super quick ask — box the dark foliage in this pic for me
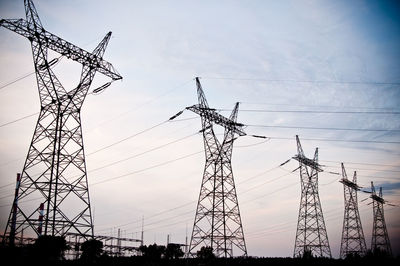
[165,243,184,259]
[80,238,104,262]
[1,244,399,266]
[196,246,215,260]
[139,244,166,260]
[34,235,69,261]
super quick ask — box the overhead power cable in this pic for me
[87,132,197,174]
[267,136,400,145]
[0,71,35,91]
[0,112,39,128]
[90,150,203,186]
[87,120,168,156]
[247,124,400,133]
[201,76,400,85]
[240,102,400,111]
[321,160,400,168]
[96,201,196,231]
[219,109,400,115]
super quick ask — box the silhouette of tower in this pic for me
[339,163,367,258]
[293,135,331,258]
[370,182,392,256]
[187,77,247,258]
[1,0,122,245]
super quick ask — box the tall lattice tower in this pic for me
[187,77,247,258]
[293,135,331,258]
[370,182,392,256]
[339,163,367,258]
[1,0,122,245]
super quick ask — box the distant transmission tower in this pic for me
[1,0,122,245]
[370,182,392,256]
[339,163,367,258]
[293,135,331,258]
[187,77,247,258]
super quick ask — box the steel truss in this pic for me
[339,163,367,258]
[187,77,247,258]
[370,182,392,256]
[1,0,122,245]
[293,135,331,258]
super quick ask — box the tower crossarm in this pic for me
[186,104,246,136]
[339,178,361,190]
[292,154,323,172]
[371,182,386,204]
[0,18,122,81]
[371,194,385,204]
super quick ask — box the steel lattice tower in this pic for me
[1,0,122,245]
[370,182,392,256]
[293,135,331,258]
[339,163,367,258]
[187,77,247,258]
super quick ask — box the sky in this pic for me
[0,0,400,258]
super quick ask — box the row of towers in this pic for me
[292,136,392,259]
[0,0,394,259]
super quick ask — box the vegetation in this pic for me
[0,242,398,266]
[80,238,104,262]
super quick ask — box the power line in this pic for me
[267,136,400,145]
[240,171,293,195]
[247,124,400,133]
[241,102,400,111]
[90,150,203,186]
[324,165,400,173]
[87,120,168,156]
[96,201,196,232]
[84,79,193,133]
[321,160,400,168]
[0,71,35,91]
[0,112,39,128]
[201,76,400,86]
[219,109,400,115]
[87,132,197,174]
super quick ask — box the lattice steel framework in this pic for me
[370,182,392,256]
[339,163,367,258]
[1,0,122,245]
[293,135,331,258]
[187,77,247,258]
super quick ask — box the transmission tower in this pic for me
[370,182,392,256]
[1,0,122,245]
[339,163,367,258]
[187,77,247,258]
[293,135,331,258]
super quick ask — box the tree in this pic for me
[196,246,215,260]
[165,243,184,259]
[34,235,69,260]
[80,239,103,262]
[139,244,166,260]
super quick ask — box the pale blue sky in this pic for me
[0,0,399,258]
